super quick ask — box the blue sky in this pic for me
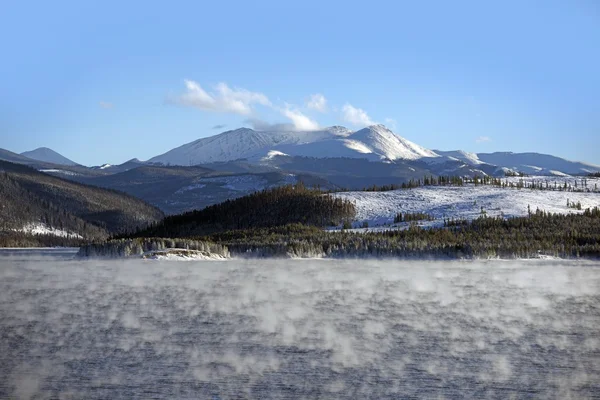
[1,0,599,166]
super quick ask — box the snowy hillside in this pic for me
[333,176,600,228]
[21,147,78,166]
[476,152,600,175]
[350,125,439,160]
[148,124,439,165]
[148,127,346,165]
[432,150,600,176]
[434,150,486,165]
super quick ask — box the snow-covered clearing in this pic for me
[19,223,82,238]
[333,177,600,229]
[39,169,79,176]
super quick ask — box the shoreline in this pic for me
[3,246,598,262]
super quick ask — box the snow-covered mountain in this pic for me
[21,147,78,166]
[146,125,600,177]
[148,124,440,165]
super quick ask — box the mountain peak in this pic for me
[325,126,352,136]
[368,123,390,130]
[21,147,78,166]
[351,125,439,160]
[228,127,256,133]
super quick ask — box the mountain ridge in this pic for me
[148,124,440,166]
[0,160,164,245]
[21,147,78,166]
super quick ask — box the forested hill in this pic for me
[126,184,356,238]
[0,160,164,246]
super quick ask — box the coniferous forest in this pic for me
[0,160,164,247]
[124,184,357,238]
[198,208,600,259]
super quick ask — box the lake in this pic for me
[1,250,599,399]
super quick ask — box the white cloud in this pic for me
[172,80,271,115]
[99,101,114,109]
[281,106,320,131]
[384,118,397,130]
[170,80,320,131]
[476,136,492,143]
[306,93,327,112]
[342,103,376,127]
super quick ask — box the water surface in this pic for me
[1,251,599,399]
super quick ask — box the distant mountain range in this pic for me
[2,125,599,216]
[7,125,599,176]
[147,124,599,176]
[20,147,79,166]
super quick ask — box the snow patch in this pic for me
[175,183,207,194]
[263,150,289,160]
[20,223,82,239]
[342,139,373,154]
[40,169,79,176]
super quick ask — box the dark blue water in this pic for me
[1,252,599,399]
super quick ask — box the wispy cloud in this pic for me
[99,101,114,109]
[306,93,327,113]
[171,80,271,115]
[245,109,319,131]
[212,124,227,130]
[281,105,320,131]
[244,118,294,131]
[170,80,324,131]
[384,118,397,130]
[476,136,492,143]
[342,103,375,127]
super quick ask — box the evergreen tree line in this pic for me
[394,212,434,223]
[355,174,599,193]
[200,207,600,259]
[78,237,229,258]
[0,232,85,248]
[122,184,357,238]
[567,199,582,210]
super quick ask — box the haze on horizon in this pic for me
[1,0,599,166]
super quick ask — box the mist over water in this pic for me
[1,252,599,399]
